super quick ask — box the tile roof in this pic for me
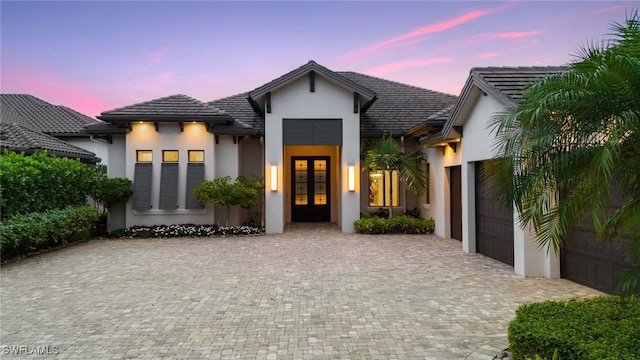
[470,66,571,104]
[98,94,231,121]
[337,72,458,137]
[208,71,457,138]
[0,123,99,163]
[0,94,100,135]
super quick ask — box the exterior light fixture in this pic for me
[270,165,278,192]
[348,165,356,192]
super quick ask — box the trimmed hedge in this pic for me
[0,151,98,220]
[354,215,435,234]
[509,295,640,360]
[0,206,101,261]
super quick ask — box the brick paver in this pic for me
[1,223,601,359]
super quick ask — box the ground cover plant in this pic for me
[354,215,435,234]
[109,224,264,238]
[508,295,640,360]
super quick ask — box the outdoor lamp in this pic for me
[270,165,278,192]
[348,165,356,192]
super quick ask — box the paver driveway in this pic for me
[1,224,601,359]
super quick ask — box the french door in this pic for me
[291,156,330,222]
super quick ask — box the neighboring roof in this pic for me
[0,123,100,163]
[421,66,570,145]
[97,94,233,124]
[337,72,458,137]
[0,94,100,135]
[248,60,376,102]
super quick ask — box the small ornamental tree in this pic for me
[236,175,263,226]
[193,176,260,226]
[90,166,133,212]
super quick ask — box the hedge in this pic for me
[0,151,97,219]
[0,206,100,261]
[508,295,640,360]
[354,215,435,234]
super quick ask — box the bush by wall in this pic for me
[0,151,97,219]
[508,295,640,360]
[0,206,100,261]
[354,215,435,234]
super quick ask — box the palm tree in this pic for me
[362,134,427,218]
[489,10,640,295]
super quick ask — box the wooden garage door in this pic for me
[475,161,514,266]
[561,193,640,294]
[449,166,462,241]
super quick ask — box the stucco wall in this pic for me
[264,74,361,233]
[124,122,215,227]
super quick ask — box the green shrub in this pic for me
[0,151,98,219]
[90,166,132,211]
[509,295,640,360]
[369,207,389,218]
[0,206,100,261]
[354,215,435,234]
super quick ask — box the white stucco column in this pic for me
[514,217,561,278]
[265,118,284,234]
[340,118,360,233]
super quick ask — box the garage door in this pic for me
[475,161,514,266]
[561,194,640,294]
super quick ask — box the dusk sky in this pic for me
[1,1,636,117]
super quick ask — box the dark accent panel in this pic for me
[185,163,205,209]
[310,71,315,92]
[354,92,359,113]
[475,161,514,266]
[449,166,462,241]
[561,191,640,295]
[132,163,153,210]
[266,92,271,113]
[159,163,179,209]
[283,119,342,145]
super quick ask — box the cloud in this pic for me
[470,30,542,44]
[591,4,626,14]
[157,71,172,85]
[1,64,119,117]
[367,58,453,76]
[149,46,169,64]
[475,52,501,60]
[339,9,493,61]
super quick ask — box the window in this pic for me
[368,170,399,207]
[188,150,204,163]
[425,163,431,205]
[136,150,153,162]
[162,150,179,162]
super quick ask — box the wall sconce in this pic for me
[348,165,356,192]
[270,165,278,192]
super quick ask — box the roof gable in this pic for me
[424,66,570,145]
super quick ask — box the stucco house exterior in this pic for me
[419,66,638,294]
[85,61,457,233]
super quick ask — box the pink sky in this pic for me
[1,1,636,117]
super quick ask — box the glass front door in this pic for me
[291,156,330,222]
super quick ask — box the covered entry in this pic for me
[475,161,514,266]
[291,156,330,222]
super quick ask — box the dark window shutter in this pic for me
[185,163,205,209]
[159,163,179,209]
[133,163,153,209]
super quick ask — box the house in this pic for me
[420,66,639,294]
[85,61,458,233]
[0,94,105,164]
